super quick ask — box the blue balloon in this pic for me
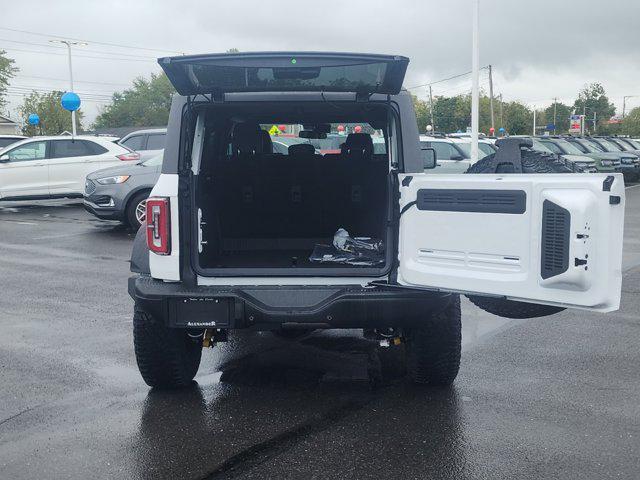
[61,92,81,111]
[28,113,40,125]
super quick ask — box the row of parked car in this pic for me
[2,126,638,232]
[0,128,167,229]
[421,132,640,180]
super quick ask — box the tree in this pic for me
[502,101,533,135]
[93,73,175,129]
[18,90,84,135]
[411,94,431,134]
[0,50,18,114]
[544,101,572,133]
[621,107,640,137]
[573,83,615,133]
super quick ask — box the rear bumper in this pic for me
[128,275,453,330]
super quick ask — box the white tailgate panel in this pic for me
[398,173,625,312]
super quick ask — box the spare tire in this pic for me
[466,149,577,174]
[464,147,568,319]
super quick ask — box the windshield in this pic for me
[457,142,489,159]
[574,140,600,153]
[626,139,640,149]
[610,139,632,151]
[532,139,554,153]
[259,124,385,155]
[555,139,585,155]
[596,139,622,152]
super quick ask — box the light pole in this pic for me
[49,39,87,136]
[470,0,480,162]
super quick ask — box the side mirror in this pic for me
[421,147,437,169]
[0,154,9,162]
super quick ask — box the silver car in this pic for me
[118,128,166,162]
[83,154,162,229]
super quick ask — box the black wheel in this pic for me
[133,306,202,389]
[465,148,568,319]
[406,295,461,386]
[126,191,150,229]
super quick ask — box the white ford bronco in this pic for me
[128,52,625,388]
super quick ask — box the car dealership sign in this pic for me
[569,114,583,133]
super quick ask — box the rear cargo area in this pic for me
[195,119,391,274]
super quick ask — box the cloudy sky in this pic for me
[2,0,639,125]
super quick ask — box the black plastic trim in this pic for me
[541,200,570,280]
[416,189,526,214]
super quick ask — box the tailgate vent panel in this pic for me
[541,200,570,279]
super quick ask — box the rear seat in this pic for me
[284,143,322,237]
[214,124,267,239]
[214,127,388,247]
[318,133,387,235]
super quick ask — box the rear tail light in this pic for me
[117,152,140,161]
[146,198,171,255]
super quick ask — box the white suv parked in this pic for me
[419,135,495,173]
[0,136,139,200]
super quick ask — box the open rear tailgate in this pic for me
[159,51,409,96]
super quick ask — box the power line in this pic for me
[1,46,157,63]
[14,74,130,87]
[0,26,184,55]
[406,66,490,90]
[0,37,157,60]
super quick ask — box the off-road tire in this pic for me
[465,148,568,319]
[466,149,576,174]
[406,295,461,386]
[126,191,150,230]
[133,307,202,389]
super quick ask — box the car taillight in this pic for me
[117,152,140,161]
[146,198,171,255]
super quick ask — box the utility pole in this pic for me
[553,97,557,134]
[49,39,87,136]
[470,0,480,162]
[488,64,495,132]
[428,85,435,130]
[533,108,536,136]
[593,111,597,134]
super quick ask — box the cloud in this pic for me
[2,0,638,122]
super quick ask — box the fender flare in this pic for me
[130,225,150,274]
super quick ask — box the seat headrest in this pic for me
[341,133,373,156]
[232,123,271,155]
[288,143,315,156]
[256,129,273,154]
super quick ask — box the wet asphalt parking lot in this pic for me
[1,185,640,480]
